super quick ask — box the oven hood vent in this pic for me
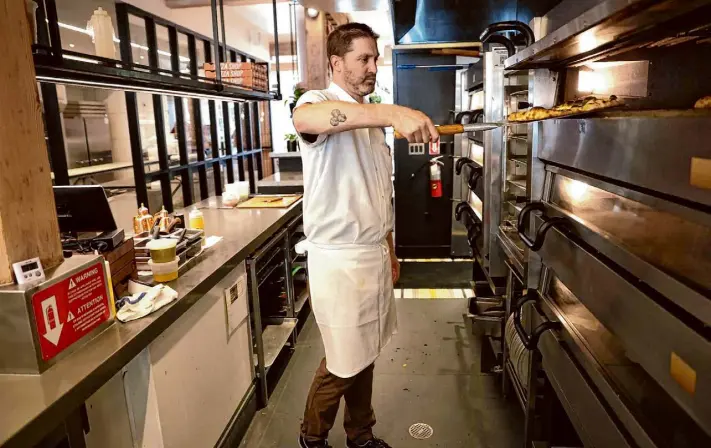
[390,0,561,44]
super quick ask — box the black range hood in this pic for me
[392,0,562,44]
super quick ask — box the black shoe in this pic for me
[346,436,392,448]
[299,434,332,448]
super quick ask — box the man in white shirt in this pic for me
[293,23,438,448]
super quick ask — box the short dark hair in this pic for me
[327,23,379,69]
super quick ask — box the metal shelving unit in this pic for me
[261,319,298,369]
[248,228,296,406]
[34,0,282,211]
[294,289,309,314]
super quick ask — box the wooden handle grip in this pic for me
[431,49,482,57]
[394,124,464,140]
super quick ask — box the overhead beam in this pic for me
[0,0,64,284]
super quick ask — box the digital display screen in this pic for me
[21,262,38,273]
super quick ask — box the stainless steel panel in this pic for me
[63,116,90,169]
[535,0,605,38]
[526,69,553,289]
[534,214,711,435]
[483,48,508,278]
[497,230,525,277]
[0,255,112,374]
[0,289,38,374]
[550,172,711,297]
[539,275,711,448]
[84,117,113,166]
[505,0,711,69]
[539,170,711,328]
[452,68,473,257]
[537,329,633,448]
[537,114,711,208]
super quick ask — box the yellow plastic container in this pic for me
[189,208,205,246]
[148,257,179,283]
[146,239,177,263]
[189,208,204,230]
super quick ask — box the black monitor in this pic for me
[53,185,117,234]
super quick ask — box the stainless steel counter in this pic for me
[0,197,302,448]
[269,152,302,159]
[257,172,304,194]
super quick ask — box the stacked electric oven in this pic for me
[498,0,711,446]
[456,22,536,382]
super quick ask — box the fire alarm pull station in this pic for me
[0,254,114,374]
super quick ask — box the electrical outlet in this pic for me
[408,143,425,155]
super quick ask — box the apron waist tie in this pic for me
[295,239,388,255]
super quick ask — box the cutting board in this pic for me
[236,194,302,209]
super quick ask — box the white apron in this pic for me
[297,240,397,378]
[294,82,398,378]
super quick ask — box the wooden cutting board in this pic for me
[236,194,302,208]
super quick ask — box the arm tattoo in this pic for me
[330,109,347,127]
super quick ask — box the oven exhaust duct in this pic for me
[390,0,562,44]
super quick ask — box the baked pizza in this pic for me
[508,95,622,122]
[694,96,711,109]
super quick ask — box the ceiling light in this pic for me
[140,55,145,60]
[69,43,75,48]
[306,8,319,18]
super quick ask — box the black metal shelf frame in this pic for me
[36,0,281,211]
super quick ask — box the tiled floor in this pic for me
[395,288,475,299]
[240,297,524,448]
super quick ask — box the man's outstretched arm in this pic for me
[293,101,439,144]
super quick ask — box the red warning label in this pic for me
[31,261,111,361]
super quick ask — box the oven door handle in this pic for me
[480,21,535,47]
[467,166,483,190]
[517,202,568,251]
[467,222,481,245]
[513,293,560,350]
[455,157,474,175]
[455,200,470,221]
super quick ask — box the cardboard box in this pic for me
[205,71,268,82]
[203,62,268,73]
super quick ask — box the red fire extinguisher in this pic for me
[429,158,443,198]
[47,306,57,329]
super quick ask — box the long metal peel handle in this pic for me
[394,123,502,139]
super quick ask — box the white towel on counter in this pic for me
[116,281,179,323]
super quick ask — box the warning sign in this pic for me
[31,261,111,361]
[429,140,440,156]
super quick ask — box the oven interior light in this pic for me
[578,69,608,93]
[564,179,589,204]
[578,31,600,53]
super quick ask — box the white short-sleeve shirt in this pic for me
[295,82,393,246]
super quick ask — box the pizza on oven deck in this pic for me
[508,95,622,122]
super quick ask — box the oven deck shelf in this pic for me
[536,111,711,208]
[505,0,711,70]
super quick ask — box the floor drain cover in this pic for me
[409,423,434,439]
